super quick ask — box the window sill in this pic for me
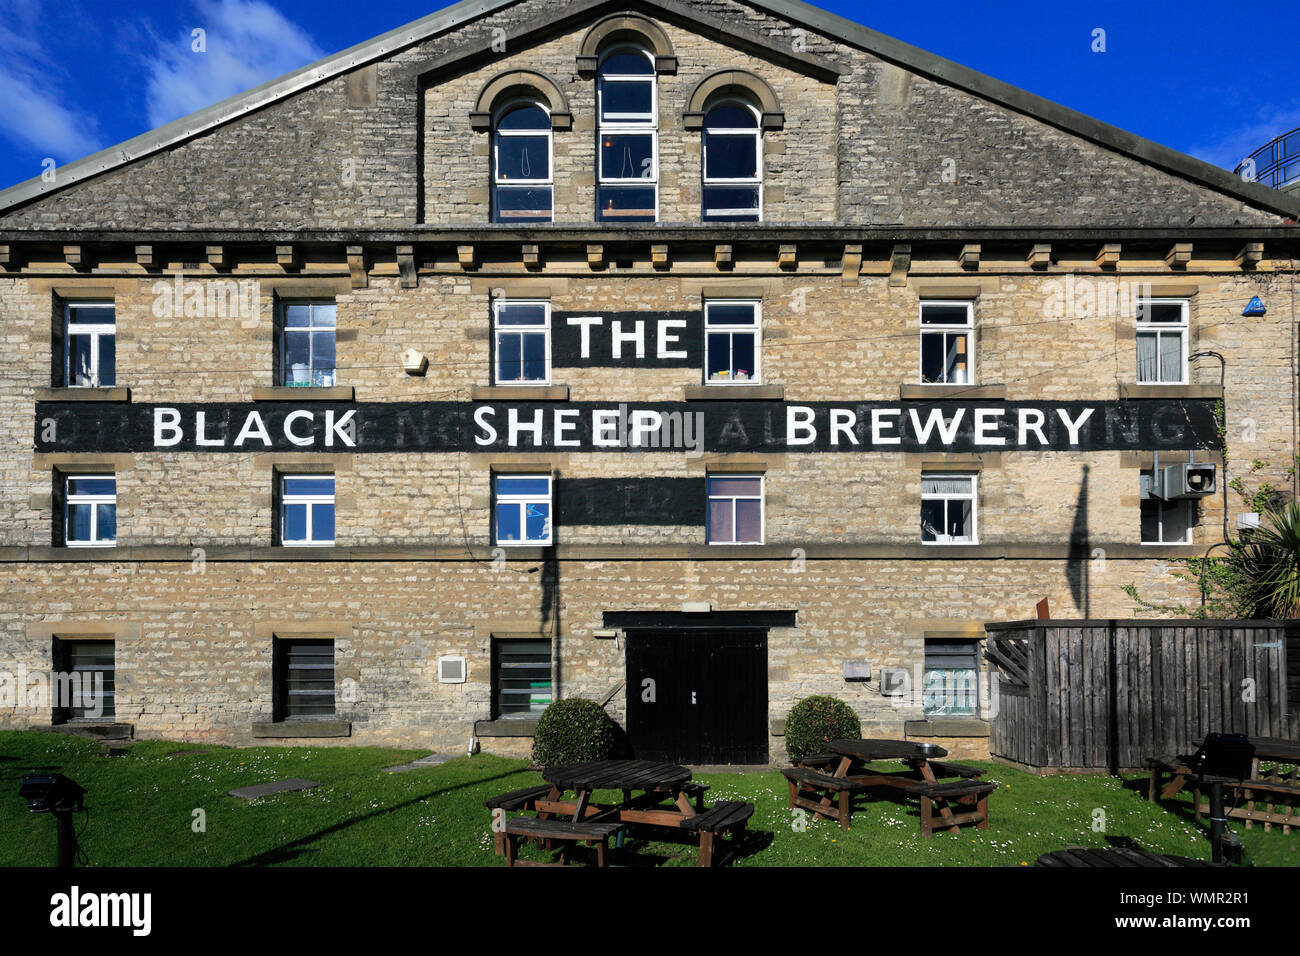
[253,386,354,401]
[474,717,539,738]
[36,386,130,402]
[251,719,351,738]
[472,385,569,401]
[1119,383,1222,400]
[900,384,1005,401]
[904,718,989,738]
[684,384,784,401]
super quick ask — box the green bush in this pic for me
[784,696,862,760]
[531,698,620,767]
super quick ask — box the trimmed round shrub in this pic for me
[784,696,862,760]
[531,698,620,767]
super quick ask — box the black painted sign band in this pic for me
[34,399,1222,454]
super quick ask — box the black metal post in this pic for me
[55,810,76,868]
[1208,780,1227,864]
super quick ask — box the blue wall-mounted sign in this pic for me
[1243,296,1267,317]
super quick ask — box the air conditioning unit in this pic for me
[438,655,466,684]
[1159,463,1217,499]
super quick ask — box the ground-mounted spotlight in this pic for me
[19,772,86,867]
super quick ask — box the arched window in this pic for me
[702,99,761,222]
[596,46,657,222]
[492,101,553,223]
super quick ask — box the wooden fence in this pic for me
[986,620,1294,771]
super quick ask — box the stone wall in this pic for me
[0,0,1284,229]
[0,555,1202,759]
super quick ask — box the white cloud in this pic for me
[0,3,103,161]
[142,0,325,129]
[1184,106,1300,173]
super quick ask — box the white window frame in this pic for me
[1140,472,1194,545]
[494,474,553,547]
[919,300,975,386]
[920,472,979,545]
[64,474,116,548]
[1135,298,1189,386]
[706,473,765,545]
[281,474,336,547]
[704,300,762,385]
[279,300,337,387]
[64,301,116,388]
[492,299,551,386]
[492,99,554,223]
[701,98,763,222]
[596,45,658,222]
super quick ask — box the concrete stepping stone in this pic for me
[228,778,320,800]
[384,753,452,773]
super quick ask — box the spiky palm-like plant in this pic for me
[1240,502,1300,619]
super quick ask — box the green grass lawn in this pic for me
[2,730,1296,867]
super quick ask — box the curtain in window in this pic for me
[921,476,971,496]
[1137,332,1158,382]
[1158,333,1182,382]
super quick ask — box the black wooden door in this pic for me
[625,628,767,764]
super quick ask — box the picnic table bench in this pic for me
[678,801,756,867]
[783,739,991,836]
[499,816,622,867]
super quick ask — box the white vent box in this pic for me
[438,655,466,683]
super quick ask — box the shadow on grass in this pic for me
[229,768,531,867]
[529,825,775,868]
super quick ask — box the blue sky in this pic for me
[0,0,1294,192]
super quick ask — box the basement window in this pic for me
[923,639,979,717]
[920,301,973,385]
[1140,470,1194,545]
[920,473,978,544]
[53,639,115,722]
[707,474,764,544]
[704,300,760,384]
[64,474,117,548]
[278,301,336,387]
[273,638,335,720]
[494,475,552,546]
[493,300,551,385]
[493,638,553,718]
[1136,299,1188,385]
[279,474,335,547]
[64,302,116,388]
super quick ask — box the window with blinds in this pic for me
[274,639,336,720]
[493,639,553,718]
[53,639,115,721]
[923,639,980,717]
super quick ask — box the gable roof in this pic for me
[0,0,1295,220]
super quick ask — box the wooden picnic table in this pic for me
[786,738,992,834]
[1147,737,1300,834]
[1034,847,1223,868]
[539,759,699,828]
[493,759,753,866]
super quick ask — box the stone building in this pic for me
[0,0,1296,762]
